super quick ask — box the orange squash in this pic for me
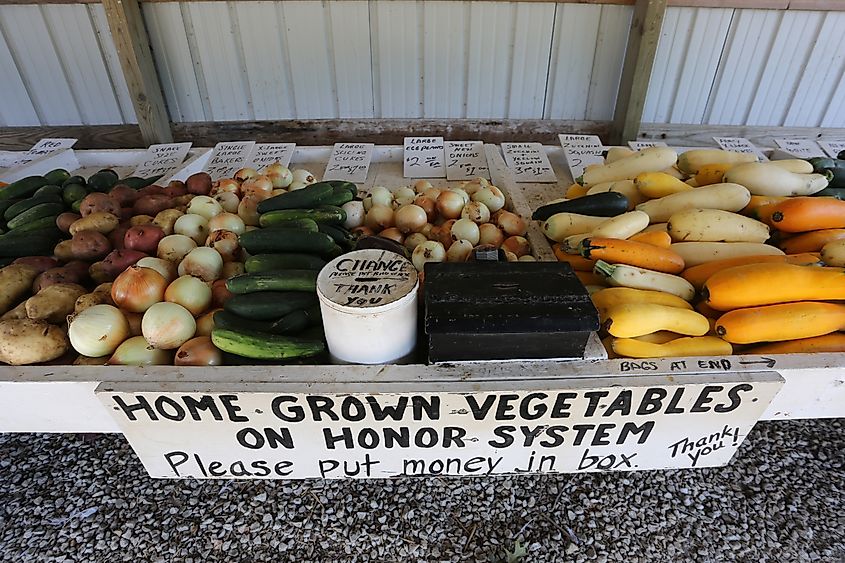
[629,230,672,248]
[744,333,845,354]
[715,301,845,344]
[681,252,820,290]
[778,228,845,254]
[580,237,685,274]
[552,244,596,271]
[768,197,845,233]
[742,195,789,217]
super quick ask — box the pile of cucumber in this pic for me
[211,181,358,361]
[809,153,845,199]
[0,169,157,261]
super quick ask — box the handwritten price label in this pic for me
[247,143,295,169]
[15,138,77,167]
[324,143,374,183]
[773,139,825,159]
[559,135,605,180]
[818,141,845,159]
[713,137,766,160]
[133,142,193,179]
[444,141,489,180]
[203,142,256,181]
[501,143,557,183]
[404,137,446,178]
[628,141,668,150]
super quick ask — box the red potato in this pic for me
[128,215,154,227]
[33,267,84,292]
[71,231,112,261]
[108,184,138,207]
[187,173,212,195]
[89,261,112,284]
[99,249,147,279]
[56,212,81,233]
[79,193,121,218]
[64,260,91,279]
[133,194,172,216]
[164,182,188,198]
[109,225,129,250]
[137,185,165,197]
[119,207,134,220]
[13,256,58,274]
[124,225,165,254]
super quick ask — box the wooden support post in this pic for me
[102,0,172,144]
[610,0,668,145]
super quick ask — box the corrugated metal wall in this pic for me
[1,2,844,128]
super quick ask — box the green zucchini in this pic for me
[7,202,65,230]
[223,291,318,321]
[226,270,318,294]
[256,182,334,214]
[532,192,628,220]
[4,194,63,221]
[44,169,71,186]
[317,223,355,250]
[260,218,319,232]
[319,184,355,207]
[239,229,337,255]
[0,176,47,201]
[259,206,345,227]
[211,328,325,360]
[245,253,327,273]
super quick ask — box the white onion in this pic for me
[423,187,442,200]
[436,191,464,219]
[187,196,223,219]
[365,205,395,230]
[497,210,528,236]
[178,247,223,282]
[291,169,316,185]
[108,335,172,366]
[370,186,393,208]
[403,232,428,252]
[472,186,506,213]
[234,167,257,182]
[205,230,241,262]
[165,275,213,316]
[342,200,365,229]
[213,191,239,213]
[212,178,240,196]
[461,201,491,224]
[413,180,433,194]
[446,239,473,262]
[362,196,373,212]
[394,187,416,206]
[394,204,428,234]
[208,212,245,234]
[502,235,531,257]
[478,223,505,247]
[450,218,480,245]
[263,163,293,188]
[237,196,261,226]
[241,175,274,197]
[288,181,308,191]
[157,234,197,262]
[174,213,210,244]
[136,257,177,283]
[222,262,245,278]
[413,196,437,222]
[196,309,219,336]
[142,302,196,350]
[379,227,404,244]
[412,240,446,272]
[450,188,470,204]
[69,304,129,357]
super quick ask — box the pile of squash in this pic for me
[535,146,845,358]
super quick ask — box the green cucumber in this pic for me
[120,175,162,190]
[62,183,88,206]
[259,206,345,227]
[0,199,23,218]
[257,182,334,214]
[213,310,280,334]
[44,169,71,186]
[4,195,63,222]
[62,175,86,188]
[814,187,845,200]
[239,229,337,255]
[34,185,62,197]
[260,218,319,232]
[317,223,355,250]
[319,185,355,207]
[211,328,325,360]
[270,305,321,334]
[223,291,318,321]
[226,270,318,294]
[0,232,61,257]
[7,202,65,230]
[87,170,119,193]
[245,253,327,273]
[5,215,61,235]
[0,176,47,201]
[328,180,358,197]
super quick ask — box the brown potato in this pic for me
[74,285,114,313]
[187,172,212,195]
[89,261,113,284]
[53,241,75,263]
[33,267,84,293]
[12,256,58,274]
[71,231,112,261]
[2,301,28,320]
[128,215,154,227]
[152,209,184,235]
[79,193,121,218]
[26,283,87,323]
[0,318,69,365]
[0,264,39,314]
[56,212,81,233]
[133,194,172,216]
[69,212,120,236]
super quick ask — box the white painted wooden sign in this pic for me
[203,141,256,181]
[713,137,766,161]
[403,137,446,178]
[818,141,845,159]
[445,141,490,180]
[773,139,825,159]
[501,143,557,183]
[247,143,296,169]
[628,141,668,150]
[14,138,78,167]
[559,135,605,180]
[98,372,782,479]
[323,143,374,183]
[132,142,193,179]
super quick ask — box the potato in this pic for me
[133,194,172,216]
[12,256,58,274]
[124,225,165,254]
[128,215,154,227]
[53,241,75,262]
[187,173,212,195]
[0,318,69,365]
[75,285,114,313]
[101,249,147,278]
[152,209,184,235]
[2,301,28,320]
[0,264,39,314]
[69,212,120,236]
[71,231,112,261]
[56,212,81,233]
[137,185,165,197]
[164,181,187,198]
[26,283,87,323]
[108,185,138,207]
[33,267,83,293]
[79,193,121,218]
[173,195,194,208]
[64,261,90,279]
[109,225,129,250]
[73,355,108,366]
[89,261,113,284]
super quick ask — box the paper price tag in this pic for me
[713,137,766,160]
[247,143,295,169]
[563,147,605,180]
[559,134,603,148]
[444,141,489,180]
[818,141,845,159]
[628,141,668,150]
[15,138,77,167]
[501,143,557,183]
[773,139,825,159]
[324,143,374,183]
[133,142,192,179]
[203,141,256,181]
[403,137,446,178]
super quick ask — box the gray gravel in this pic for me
[0,419,842,562]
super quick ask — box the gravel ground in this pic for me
[0,419,842,563]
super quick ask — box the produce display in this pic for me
[536,146,845,359]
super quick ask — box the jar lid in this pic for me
[317,249,418,310]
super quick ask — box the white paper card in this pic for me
[203,141,256,181]
[559,134,603,148]
[501,143,557,183]
[444,141,490,180]
[15,138,77,167]
[559,135,605,179]
[628,141,668,150]
[323,143,374,183]
[773,139,825,159]
[132,142,193,179]
[713,137,766,160]
[818,141,845,159]
[247,143,295,169]
[404,137,446,178]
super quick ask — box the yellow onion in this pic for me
[211,178,240,197]
[108,336,172,366]
[472,185,506,213]
[403,232,428,252]
[178,247,223,282]
[502,235,531,257]
[234,167,257,182]
[436,191,464,219]
[461,201,490,224]
[413,180,433,194]
[165,275,212,316]
[412,240,446,272]
[196,309,219,336]
[124,311,143,336]
[263,163,293,188]
[68,305,129,357]
[111,266,167,313]
[478,223,505,247]
[206,230,241,262]
[394,187,416,206]
[157,234,197,263]
[365,205,395,230]
[136,257,177,283]
[175,336,223,366]
[187,196,223,220]
[497,210,528,236]
[446,239,473,262]
[174,213,210,244]
[208,212,245,234]
[213,191,240,214]
[142,302,196,350]
[450,218,480,246]
[413,196,437,222]
[379,227,405,244]
[395,204,428,234]
[238,195,261,226]
[241,175,274,197]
